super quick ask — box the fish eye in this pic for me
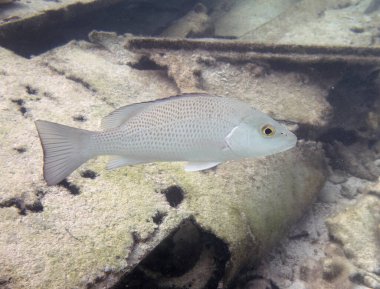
[261,124,276,137]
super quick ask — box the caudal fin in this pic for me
[35,120,94,186]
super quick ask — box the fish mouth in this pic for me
[288,131,298,146]
[276,131,297,153]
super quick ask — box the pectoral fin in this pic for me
[184,161,221,172]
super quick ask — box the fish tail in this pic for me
[35,120,95,186]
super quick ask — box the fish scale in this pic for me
[92,97,245,160]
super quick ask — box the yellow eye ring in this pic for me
[261,124,276,137]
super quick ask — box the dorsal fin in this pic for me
[101,102,152,130]
[102,93,216,129]
[101,93,212,130]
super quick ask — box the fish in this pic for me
[35,93,297,186]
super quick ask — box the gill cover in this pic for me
[225,123,253,157]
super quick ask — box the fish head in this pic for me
[226,111,297,158]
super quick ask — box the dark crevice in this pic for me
[13,146,27,153]
[132,231,141,243]
[25,85,38,95]
[160,185,184,208]
[44,63,96,92]
[45,64,65,76]
[25,200,44,213]
[349,272,365,285]
[140,223,201,277]
[0,0,199,58]
[288,230,309,240]
[326,69,378,134]
[318,127,359,146]
[0,198,27,215]
[19,106,27,116]
[368,189,380,199]
[11,98,29,117]
[114,219,230,289]
[368,139,378,149]
[288,65,380,182]
[125,232,141,265]
[296,123,369,146]
[128,55,164,70]
[295,66,379,143]
[66,75,97,92]
[43,91,55,99]
[11,98,24,106]
[152,211,167,225]
[73,114,87,122]
[0,190,45,215]
[58,179,81,195]
[80,169,98,179]
[0,276,11,286]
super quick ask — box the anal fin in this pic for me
[184,162,221,172]
[107,156,142,170]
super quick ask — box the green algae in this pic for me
[90,143,326,284]
[0,40,328,288]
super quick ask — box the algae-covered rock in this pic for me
[146,50,331,126]
[212,0,375,46]
[182,141,327,285]
[0,37,328,289]
[326,194,380,283]
[325,195,380,289]
[211,0,298,38]
[161,3,213,38]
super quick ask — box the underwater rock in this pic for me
[340,177,366,200]
[161,3,213,38]
[365,179,380,197]
[145,50,332,126]
[326,195,380,277]
[328,172,347,184]
[0,39,328,289]
[0,0,199,57]
[318,181,341,203]
[326,68,380,141]
[156,141,327,288]
[366,87,380,134]
[365,0,380,14]
[88,30,134,62]
[211,0,298,38]
[301,245,359,289]
[327,141,380,181]
[0,0,124,27]
[215,0,374,46]
[322,257,347,281]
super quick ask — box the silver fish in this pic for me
[35,94,297,185]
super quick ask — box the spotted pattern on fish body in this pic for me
[35,94,297,186]
[94,97,249,161]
